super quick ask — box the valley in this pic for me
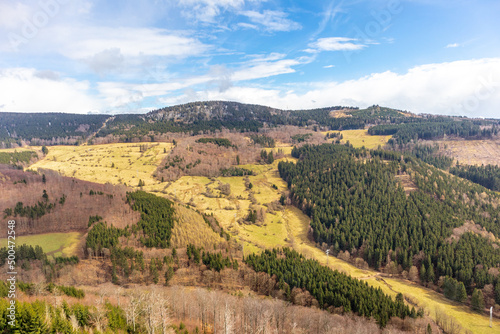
[1,103,499,333]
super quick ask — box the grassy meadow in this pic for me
[323,129,392,149]
[29,142,172,187]
[0,232,82,258]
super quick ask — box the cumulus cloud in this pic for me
[34,70,60,81]
[0,68,101,113]
[1,23,210,62]
[3,57,499,119]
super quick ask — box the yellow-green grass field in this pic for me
[29,142,172,187]
[323,129,392,149]
[0,232,82,258]
[149,159,289,255]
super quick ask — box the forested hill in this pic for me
[0,112,109,147]
[1,102,498,145]
[278,144,500,295]
[95,102,499,141]
[95,101,362,139]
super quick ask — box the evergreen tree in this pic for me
[165,266,174,286]
[420,265,427,283]
[495,282,500,305]
[456,282,467,303]
[471,289,485,313]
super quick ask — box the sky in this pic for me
[0,0,499,118]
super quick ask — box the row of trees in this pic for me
[196,137,237,148]
[3,190,66,220]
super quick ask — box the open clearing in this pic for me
[29,142,172,187]
[323,129,392,149]
[0,232,82,258]
[434,139,500,166]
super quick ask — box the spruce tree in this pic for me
[420,264,426,283]
[471,289,485,313]
[456,282,467,303]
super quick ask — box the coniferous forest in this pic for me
[449,163,500,191]
[245,248,416,327]
[278,144,500,294]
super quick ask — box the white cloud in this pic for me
[0,68,101,113]
[60,27,210,59]
[236,22,259,30]
[1,23,210,62]
[178,0,245,23]
[0,2,33,29]
[240,10,301,32]
[164,58,500,119]
[323,65,335,68]
[446,43,461,48]
[95,53,305,109]
[307,37,366,52]
[233,58,301,81]
[3,58,499,119]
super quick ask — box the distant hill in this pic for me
[0,112,109,147]
[1,101,498,145]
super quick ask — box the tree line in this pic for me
[3,190,66,220]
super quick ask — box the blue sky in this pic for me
[0,0,499,118]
